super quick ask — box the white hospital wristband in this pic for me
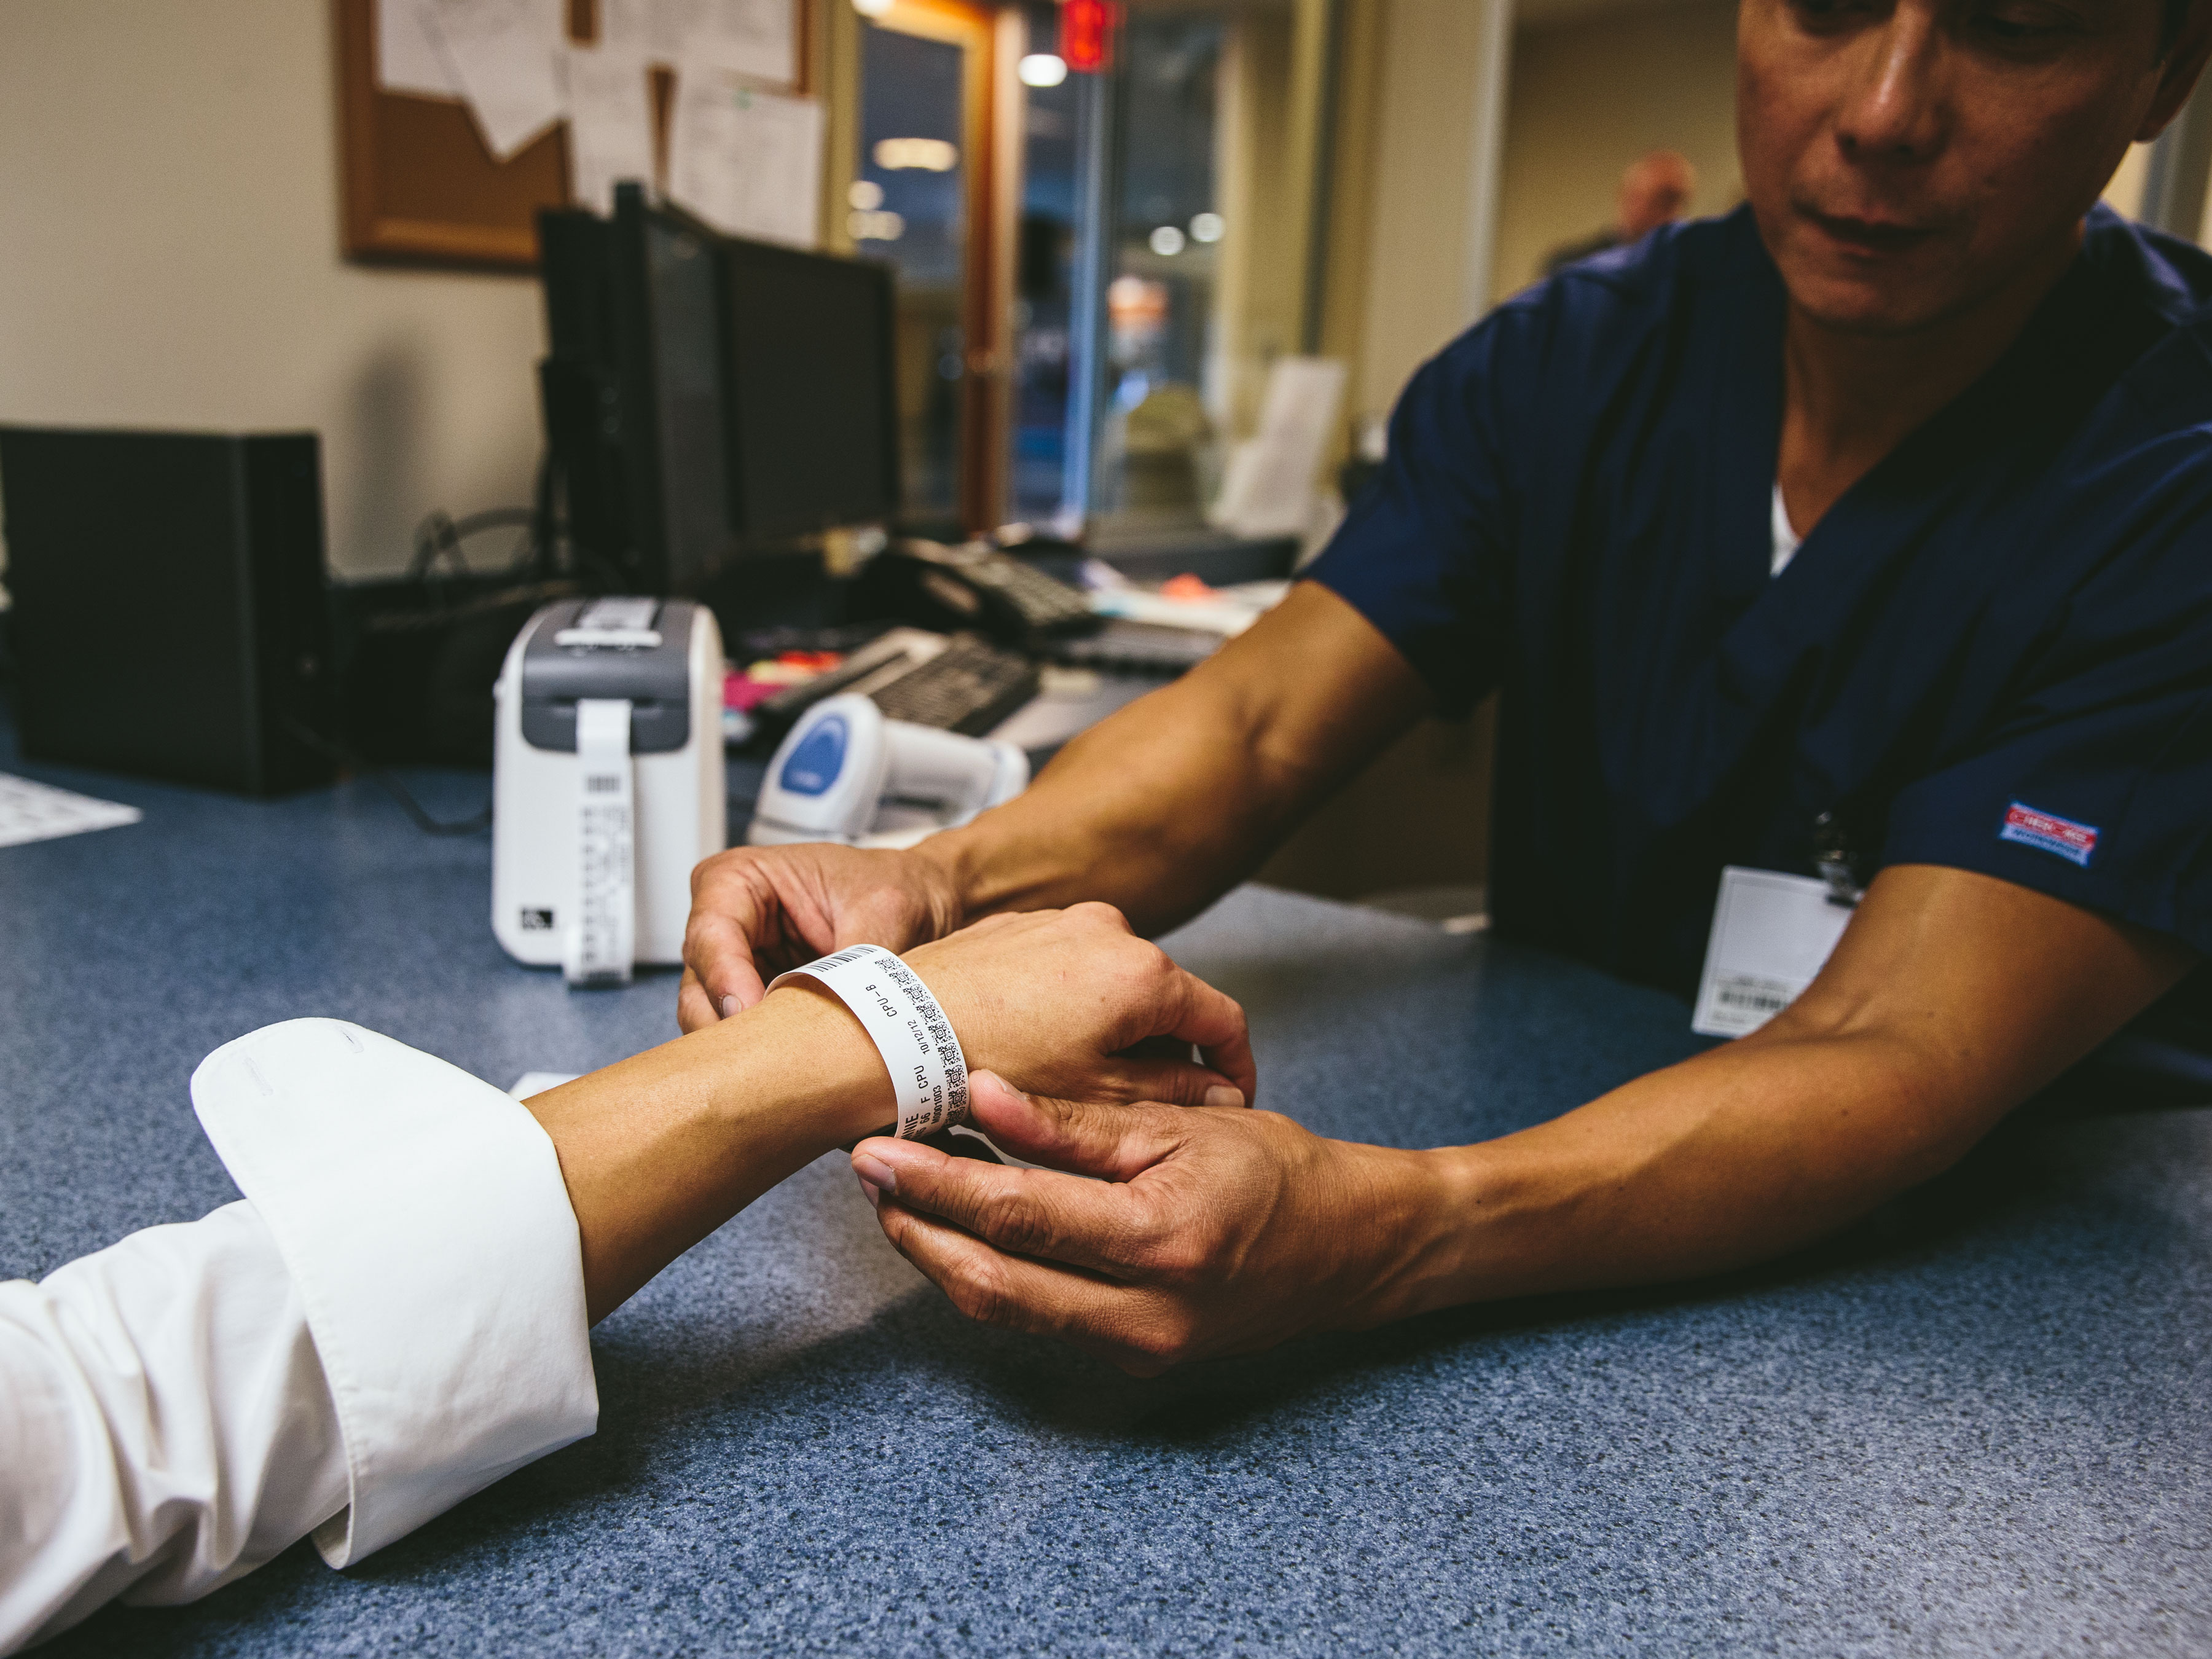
[767,944,971,1139]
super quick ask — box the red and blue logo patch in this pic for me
[1999,802,2099,868]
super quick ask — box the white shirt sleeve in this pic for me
[0,1019,598,1654]
[0,1202,347,1651]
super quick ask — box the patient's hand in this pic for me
[885,903,1255,1111]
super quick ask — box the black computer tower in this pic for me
[0,426,336,796]
[539,188,735,596]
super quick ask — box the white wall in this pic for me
[0,0,546,579]
[1492,0,1741,302]
[1350,0,1511,425]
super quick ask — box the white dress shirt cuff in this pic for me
[190,1019,598,1568]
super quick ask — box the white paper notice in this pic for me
[420,0,567,161]
[1209,356,1348,539]
[562,46,656,212]
[0,774,142,850]
[600,0,790,79]
[684,0,798,85]
[378,0,458,96]
[667,76,823,247]
[1690,866,1854,1038]
[598,0,680,59]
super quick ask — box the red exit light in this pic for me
[1062,0,1123,73]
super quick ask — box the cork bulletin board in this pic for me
[336,0,810,270]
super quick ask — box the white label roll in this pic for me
[767,944,970,1139]
[565,697,635,987]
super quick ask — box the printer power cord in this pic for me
[281,716,493,837]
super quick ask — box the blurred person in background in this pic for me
[1543,147,1700,272]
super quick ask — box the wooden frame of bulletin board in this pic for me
[336,0,813,270]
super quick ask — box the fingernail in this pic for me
[857,1177,882,1209]
[852,1152,897,1194]
[719,995,740,1020]
[1204,1085,1245,1111]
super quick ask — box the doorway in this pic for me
[849,0,1009,533]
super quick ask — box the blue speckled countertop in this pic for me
[3,724,2208,1657]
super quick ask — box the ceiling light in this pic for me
[1190,211,1225,243]
[1019,53,1068,87]
[1150,225,1186,256]
[873,136,959,172]
[853,0,893,17]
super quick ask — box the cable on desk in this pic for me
[409,507,539,583]
[404,460,640,605]
[407,455,561,586]
[281,717,493,837]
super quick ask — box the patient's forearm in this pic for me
[524,987,890,1323]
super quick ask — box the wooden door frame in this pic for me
[836,0,1020,531]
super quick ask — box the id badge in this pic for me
[1690,867,1854,1038]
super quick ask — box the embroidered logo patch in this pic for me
[1999,802,2100,868]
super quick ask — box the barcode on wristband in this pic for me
[768,945,970,1139]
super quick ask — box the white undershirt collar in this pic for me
[1770,482,1802,577]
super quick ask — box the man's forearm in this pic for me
[1356,864,2202,1322]
[919,585,1432,935]
[1360,1029,2022,1323]
[919,672,1309,935]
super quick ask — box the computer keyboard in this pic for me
[1046,617,1224,677]
[751,627,935,728]
[869,635,1040,736]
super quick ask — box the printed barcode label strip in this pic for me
[767,945,970,1139]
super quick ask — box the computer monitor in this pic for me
[538,185,900,595]
[721,237,900,541]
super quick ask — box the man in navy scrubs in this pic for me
[681,0,2212,1369]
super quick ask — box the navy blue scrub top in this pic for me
[1308,205,2212,1002]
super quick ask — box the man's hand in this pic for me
[852,866,2198,1371]
[898,904,1257,1110]
[851,1073,1430,1375]
[680,842,964,1032]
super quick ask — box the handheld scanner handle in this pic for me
[880,723,1030,824]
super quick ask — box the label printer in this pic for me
[492,597,726,984]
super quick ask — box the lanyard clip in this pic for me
[1810,810,1864,909]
